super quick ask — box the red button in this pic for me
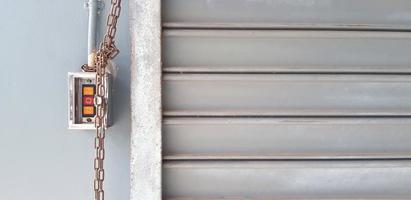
[83,96,94,106]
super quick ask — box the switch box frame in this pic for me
[68,72,112,130]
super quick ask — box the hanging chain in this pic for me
[81,1,122,200]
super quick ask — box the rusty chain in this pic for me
[81,0,122,200]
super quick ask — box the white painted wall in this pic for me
[0,0,130,199]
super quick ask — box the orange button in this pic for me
[83,85,95,96]
[83,106,95,116]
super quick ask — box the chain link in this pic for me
[81,0,122,200]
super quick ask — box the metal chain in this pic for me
[81,0,122,200]
[82,0,122,72]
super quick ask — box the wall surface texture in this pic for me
[0,0,130,199]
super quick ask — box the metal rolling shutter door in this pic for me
[162,1,411,199]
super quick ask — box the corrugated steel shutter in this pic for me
[162,1,411,199]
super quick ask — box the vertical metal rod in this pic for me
[87,0,98,66]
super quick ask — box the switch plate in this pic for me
[68,72,112,130]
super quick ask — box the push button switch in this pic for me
[83,85,95,96]
[83,96,94,106]
[68,72,112,129]
[82,84,96,117]
[83,106,95,117]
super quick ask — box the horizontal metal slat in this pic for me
[163,74,411,116]
[166,199,411,200]
[163,118,411,160]
[162,0,411,30]
[163,30,411,73]
[164,161,411,199]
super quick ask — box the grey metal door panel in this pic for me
[161,1,411,199]
[163,118,411,160]
[164,161,411,199]
[163,30,411,73]
[163,74,411,116]
[162,0,411,30]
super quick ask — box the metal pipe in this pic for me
[87,0,98,66]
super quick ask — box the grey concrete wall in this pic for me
[0,0,130,199]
